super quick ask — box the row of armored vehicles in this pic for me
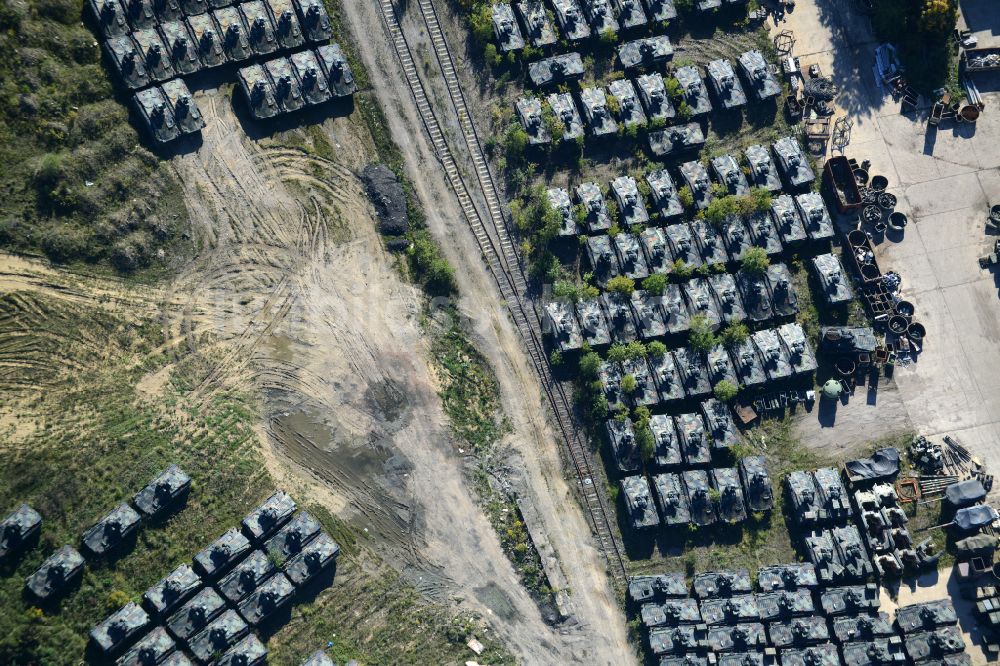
[852,481,932,578]
[87,491,340,662]
[133,79,206,143]
[238,44,356,119]
[89,0,331,37]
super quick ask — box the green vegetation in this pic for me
[702,189,773,226]
[872,0,959,93]
[648,340,667,357]
[719,321,749,347]
[620,373,638,394]
[642,273,668,296]
[510,185,564,280]
[606,275,636,295]
[408,230,458,296]
[553,279,599,302]
[688,314,717,352]
[713,379,739,402]
[741,246,771,275]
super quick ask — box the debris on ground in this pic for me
[361,164,409,237]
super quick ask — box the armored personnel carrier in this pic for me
[215,634,267,666]
[265,57,306,113]
[739,456,774,512]
[812,253,853,306]
[705,341,739,391]
[700,594,761,625]
[576,183,610,231]
[291,50,333,106]
[736,270,772,324]
[766,263,799,319]
[612,177,648,229]
[614,233,650,279]
[90,0,129,38]
[650,414,682,467]
[1,504,41,563]
[684,469,717,526]
[582,0,617,33]
[516,97,549,145]
[641,227,673,274]
[239,64,280,119]
[580,86,618,136]
[903,626,965,662]
[632,290,668,339]
[674,347,712,399]
[218,550,277,603]
[606,418,641,473]
[83,503,142,557]
[215,7,254,62]
[748,210,783,256]
[758,563,816,591]
[635,74,676,123]
[694,0,721,11]
[778,323,816,375]
[680,161,714,211]
[622,476,660,530]
[708,273,744,324]
[769,616,829,648]
[602,292,639,342]
[187,609,250,664]
[701,397,738,448]
[648,122,705,157]
[316,44,357,97]
[116,626,177,666]
[712,154,751,197]
[143,563,202,618]
[240,1,279,56]
[781,645,840,666]
[179,0,210,16]
[693,220,729,266]
[646,170,683,220]
[787,470,824,526]
[649,624,709,655]
[133,27,177,82]
[662,283,692,334]
[731,337,767,387]
[516,0,557,47]
[738,50,781,101]
[806,530,843,582]
[90,602,150,656]
[266,511,321,563]
[166,587,227,641]
[832,613,895,643]
[243,491,296,544]
[744,145,782,192]
[294,0,333,42]
[133,87,181,144]
[125,0,157,29]
[712,467,748,523]
[841,637,907,666]
[194,527,252,580]
[666,223,703,269]
[753,328,793,381]
[693,569,752,598]
[796,192,834,242]
[545,301,583,352]
[25,545,84,601]
[773,137,815,189]
[820,584,879,616]
[757,589,815,621]
[492,3,524,51]
[685,278,722,330]
[654,473,691,526]
[608,79,647,128]
[814,467,850,522]
[628,572,687,604]
[285,531,339,587]
[160,20,202,76]
[585,235,621,287]
[238,571,295,626]
[187,13,228,69]
[708,623,767,652]
[154,0,185,23]
[614,0,647,27]
[895,599,958,634]
[706,59,747,111]
[576,297,611,347]
[528,52,584,87]
[546,187,579,236]
[135,465,192,521]
[676,65,712,116]
[771,194,807,245]
[623,355,658,407]
[619,35,673,69]
[719,652,776,666]
[547,92,585,141]
[650,351,685,403]
[551,0,591,41]
[642,598,702,627]
[599,361,624,412]
[645,0,677,21]
[301,650,336,666]
[722,217,753,262]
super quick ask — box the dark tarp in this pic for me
[953,505,999,532]
[945,479,987,508]
[954,534,998,557]
[819,327,878,354]
[845,447,900,481]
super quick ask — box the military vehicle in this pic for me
[700,595,761,625]
[187,609,251,664]
[769,616,830,648]
[903,627,965,662]
[706,59,747,111]
[576,297,611,347]
[654,473,692,527]
[712,467,748,523]
[265,57,306,113]
[582,0,617,33]
[618,35,673,69]
[164,79,206,137]
[215,634,267,666]
[650,351,685,403]
[547,92,585,141]
[740,456,774,512]
[133,87,180,144]
[646,170,684,220]
[218,550,277,603]
[25,545,85,601]
[181,0,213,16]
[684,469,717,526]
[693,569,752,598]
[154,0,184,23]
[166,587,227,641]
[546,187,578,236]
[606,418,641,473]
[642,598,702,627]
[243,491,296,544]
[738,50,781,101]
[674,347,712,400]
[116,626,177,666]
[545,301,583,352]
[778,323,817,375]
[143,563,202,618]
[284,531,339,588]
[705,338,739,391]
[675,66,712,116]
[238,570,295,626]
[722,217,753,262]
[747,210,783,256]
[301,650,335,666]
[575,183,610,231]
[614,233,650,279]
[265,511,321,564]
[516,0,557,47]
[708,623,767,652]
[623,355,658,407]
[753,328,793,381]
[602,292,639,343]
[648,123,705,157]
[694,0,721,11]
[666,223,703,269]
[622,476,660,530]
[585,235,621,287]
[841,637,907,666]
[895,599,958,634]
[240,1,280,56]
[187,13,228,69]
[781,646,840,666]
[744,145,782,192]
[814,468,851,522]
[290,50,333,106]
[807,531,843,583]
[91,0,130,38]
[820,584,879,615]
[773,137,815,189]
[294,0,333,42]
[736,268,774,324]
[731,337,767,388]
[788,471,824,526]
[757,563,817,591]
[194,528,252,580]
[679,161,715,211]
[771,194,807,245]
[692,221,729,266]
[580,86,618,137]
[641,227,673,274]
[614,0,647,27]
[818,326,878,355]
[608,79,647,128]
[90,602,150,656]
[159,20,202,76]
[125,0,157,29]
[649,625,709,655]
[832,613,895,643]
[599,361,624,412]
[718,652,777,666]
[1,504,42,563]
[215,7,254,62]
[701,397,738,448]
[239,64,280,119]
[684,278,722,330]
[270,0,305,50]
[708,273,744,324]
[645,0,677,21]
[757,589,815,621]
[794,193,833,242]
[649,414,682,467]
[712,154,751,197]
[662,283,692,335]
[83,503,142,557]
[551,0,591,41]
[492,3,524,51]
[132,27,177,82]
[628,572,687,604]
[316,44,357,96]
[765,263,797,319]
[812,253,853,306]
[528,52,584,87]
[632,290,668,339]
[635,74,676,122]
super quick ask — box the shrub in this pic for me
[579,352,602,379]
[606,275,635,295]
[642,273,668,296]
[620,373,638,394]
[720,321,749,347]
[648,340,667,357]
[607,343,628,364]
[469,4,494,45]
[625,340,646,359]
[713,379,739,402]
[688,314,716,352]
[678,186,694,209]
[636,423,655,462]
[408,230,457,295]
[671,259,693,279]
[741,247,770,275]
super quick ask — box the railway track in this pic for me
[376,0,627,588]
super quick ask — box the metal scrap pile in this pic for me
[803,77,837,101]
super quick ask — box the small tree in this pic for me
[607,343,628,364]
[648,340,668,357]
[579,351,602,379]
[483,43,501,67]
[741,247,770,275]
[720,321,749,347]
[714,379,739,402]
[678,185,695,209]
[672,259,693,279]
[642,272,668,296]
[636,423,655,463]
[550,349,564,366]
[552,280,581,302]
[625,340,647,359]
[620,373,638,394]
[688,314,716,352]
[606,275,636,295]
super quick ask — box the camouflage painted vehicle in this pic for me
[25,545,84,601]
[675,65,712,116]
[895,600,958,634]
[650,414,681,467]
[239,1,279,56]
[291,50,333,106]
[818,326,878,355]
[632,290,668,339]
[684,469,717,526]
[627,572,687,604]
[187,13,228,69]
[83,503,142,557]
[576,182,611,231]
[646,170,684,220]
[757,589,815,621]
[492,3,525,51]
[684,278,722,330]
[238,64,280,119]
[820,584,879,616]
[772,194,807,245]
[116,626,177,666]
[832,613,895,643]
[708,623,766,652]
[708,273,744,324]
[300,652,335,666]
[187,609,251,663]
[316,44,357,96]
[614,0,647,28]
[788,471,824,526]
[718,652,777,666]
[547,92,585,140]
[217,550,277,603]
[744,145,782,192]
[722,217,753,262]
[580,86,618,136]
[153,0,184,22]
[585,235,621,287]
[700,595,761,625]
[606,418,641,473]
[619,35,673,69]
[161,652,194,666]
[266,511,321,563]
[576,297,611,347]
[812,253,853,306]
[693,221,729,266]
[645,0,677,21]
[91,0,130,38]
[680,161,714,211]
[648,123,705,157]
[747,210,783,256]
[294,0,333,42]
[773,136,815,189]
[599,361,624,412]
[243,491,296,544]
[215,7,254,62]
[90,602,150,656]
[516,0,557,47]
[163,79,205,136]
[194,528,252,580]
[602,292,639,343]
[546,187,579,236]
[143,563,202,618]
[642,598,702,627]
[702,397,738,448]
[650,352,685,403]
[165,587,227,641]
[133,27,177,82]
[662,283,692,335]
[635,74,676,124]
[736,269,773,324]
[544,301,583,352]
[903,627,965,662]
[528,52,585,87]
[778,323,817,375]
[757,563,817,591]
[238,571,295,626]
[612,176,649,228]
[674,347,712,400]
[738,50,781,101]
[653,473,692,527]
[641,228,673,274]
[608,79,647,128]
[767,264,799,319]
[265,56,306,113]
[582,0,617,33]
[551,0,591,41]
[614,233,651,280]
[694,0,721,11]
[814,468,851,523]
[712,154,750,196]
[623,355,658,407]
[215,634,267,666]
[666,223,703,269]
[712,467,747,523]
[769,616,830,648]
[753,328,793,381]
[706,59,747,111]
[731,337,767,388]
[705,340,738,391]
[1,504,42,563]
[841,637,907,666]
[649,624,709,655]
[739,456,774,512]
[693,569,752,598]
[781,646,840,666]
[160,20,202,75]
[285,531,339,587]
[622,476,660,530]
[796,192,834,241]
[125,0,157,29]
[806,531,843,582]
